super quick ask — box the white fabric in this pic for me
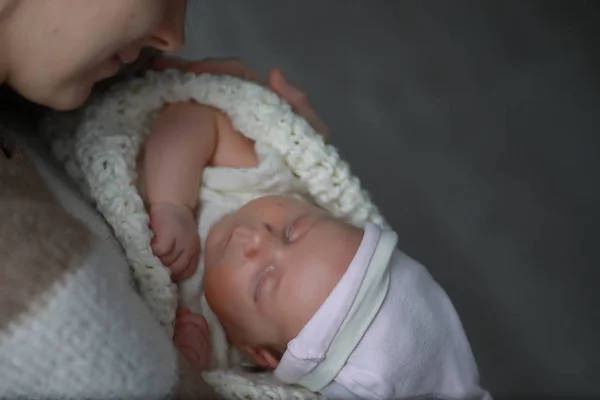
[0,135,179,399]
[277,223,492,400]
[40,69,386,399]
[275,223,391,386]
[0,238,178,399]
[299,225,395,391]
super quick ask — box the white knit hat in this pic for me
[274,223,488,399]
[274,222,396,388]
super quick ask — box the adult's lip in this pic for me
[116,47,142,65]
[97,55,122,79]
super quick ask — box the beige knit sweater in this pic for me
[0,124,215,399]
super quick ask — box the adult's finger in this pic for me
[154,56,265,84]
[268,68,330,141]
[152,55,189,71]
[153,56,330,140]
[186,57,265,83]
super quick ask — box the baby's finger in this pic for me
[161,245,184,268]
[176,308,192,322]
[180,336,210,365]
[177,314,210,341]
[174,340,204,366]
[173,327,210,358]
[178,248,200,281]
[179,313,210,333]
[175,314,209,338]
[169,250,191,280]
[151,234,176,258]
[173,324,199,341]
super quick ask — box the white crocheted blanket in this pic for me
[41,69,387,399]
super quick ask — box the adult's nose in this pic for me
[146,0,186,52]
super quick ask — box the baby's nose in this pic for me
[233,224,270,258]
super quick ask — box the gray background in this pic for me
[179,1,600,397]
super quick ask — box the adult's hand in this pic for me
[153,56,330,141]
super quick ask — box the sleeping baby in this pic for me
[142,101,492,399]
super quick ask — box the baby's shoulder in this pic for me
[210,108,259,169]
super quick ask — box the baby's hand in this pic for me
[174,308,212,370]
[149,203,200,281]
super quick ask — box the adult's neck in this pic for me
[0,0,19,84]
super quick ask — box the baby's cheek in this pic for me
[201,269,219,305]
[287,259,344,320]
[203,268,246,326]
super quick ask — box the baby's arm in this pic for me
[144,102,258,280]
[144,102,218,280]
[145,102,218,212]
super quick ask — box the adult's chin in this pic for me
[41,85,93,111]
[12,79,93,111]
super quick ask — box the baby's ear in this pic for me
[240,345,280,369]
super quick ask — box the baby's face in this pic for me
[203,195,363,358]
